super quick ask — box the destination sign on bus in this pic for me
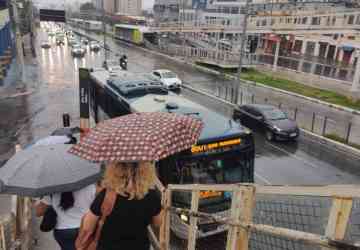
[191,138,241,154]
[200,191,222,199]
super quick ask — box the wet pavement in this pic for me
[1,26,358,186]
[0,26,360,249]
[72,28,360,144]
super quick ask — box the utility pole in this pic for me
[11,0,25,83]
[181,0,186,58]
[102,0,108,62]
[234,0,250,105]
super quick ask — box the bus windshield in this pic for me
[175,152,253,185]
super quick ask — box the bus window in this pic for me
[175,151,253,185]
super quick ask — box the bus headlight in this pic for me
[180,214,189,222]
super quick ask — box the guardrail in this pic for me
[155,43,257,67]
[150,10,360,35]
[155,184,360,250]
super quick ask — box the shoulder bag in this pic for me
[75,190,117,250]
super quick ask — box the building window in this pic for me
[302,17,307,24]
[356,15,360,24]
[348,15,355,25]
[261,19,267,26]
[271,18,275,25]
[293,40,302,53]
[332,17,336,25]
[311,17,320,25]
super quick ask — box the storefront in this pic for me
[262,33,281,54]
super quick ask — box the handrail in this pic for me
[156,183,360,250]
[168,184,360,198]
[167,206,360,249]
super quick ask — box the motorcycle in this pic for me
[119,55,128,70]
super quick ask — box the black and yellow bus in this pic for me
[85,68,255,239]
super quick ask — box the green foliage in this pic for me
[240,69,360,110]
[325,134,360,150]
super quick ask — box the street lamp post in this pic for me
[102,0,107,62]
[351,50,360,100]
[10,0,25,83]
[234,0,250,105]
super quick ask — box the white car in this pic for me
[68,38,78,47]
[151,69,182,90]
[89,41,101,51]
[41,41,51,49]
[71,44,86,57]
[81,38,89,45]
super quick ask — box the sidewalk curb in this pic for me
[75,29,360,116]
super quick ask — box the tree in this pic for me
[80,2,95,11]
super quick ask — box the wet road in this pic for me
[0,27,359,219]
[72,28,360,145]
[0,27,358,249]
[69,28,360,185]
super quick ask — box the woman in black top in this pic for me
[81,162,162,250]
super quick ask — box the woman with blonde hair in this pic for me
[78,161,162,250]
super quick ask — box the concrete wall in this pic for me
[256,64,352,96]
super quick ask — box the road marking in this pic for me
[265,141,320,169]
[255,172,272,185]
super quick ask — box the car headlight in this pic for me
[180,214,189,222]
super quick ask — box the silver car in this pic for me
[71,44,86,57]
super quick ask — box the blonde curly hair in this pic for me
[102,161,156,200]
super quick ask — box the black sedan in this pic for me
[233,104,299,141]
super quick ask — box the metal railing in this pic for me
[180,74,360,147]
[155,43,258,67]
[154,184,360,250]
[0,196,32,250]
[150,9,360,35]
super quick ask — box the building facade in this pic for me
[249,3,360,66]
[115,0,142,16]
[153,0,180,22]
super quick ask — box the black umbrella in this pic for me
[0,144,101,197]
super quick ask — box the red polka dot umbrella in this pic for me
[69,112,203,162]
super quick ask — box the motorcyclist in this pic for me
[119,55,128,70]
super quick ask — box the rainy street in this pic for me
[0,26,360,249]
[1,27,360,210]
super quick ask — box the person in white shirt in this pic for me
[36,184,96,250]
